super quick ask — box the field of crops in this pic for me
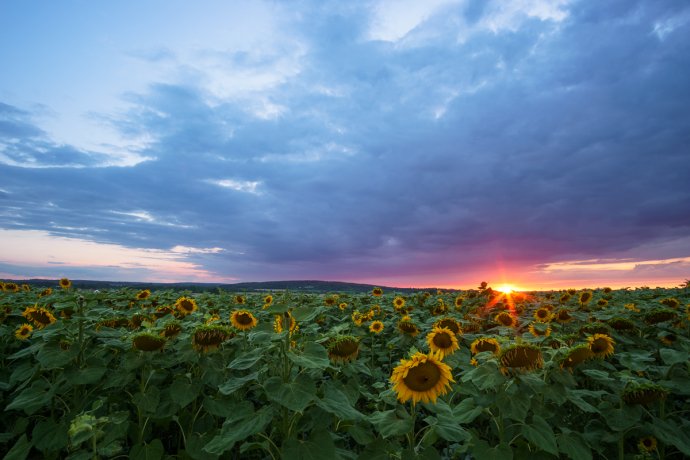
[1,280,689,459]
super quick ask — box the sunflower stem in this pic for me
[408,404,417,451]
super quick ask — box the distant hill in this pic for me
[13,278,454,294]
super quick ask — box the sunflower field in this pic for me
[1,280,689,459]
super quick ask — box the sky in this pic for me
[1,0,689,290]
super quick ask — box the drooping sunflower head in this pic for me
[499,344,543,373]
[559,293,571,303]
[660,298,680,309]
[587,334,615,358]
[533,307,552,323]
[644,308,678,325]
[579,323,612,336]
[161,321,182,338]
[4,282,20,293]
[234,294,246,305]
[596,299,608,307]
[622,383,668,406]
[192,325,233,353]
[528,322,551,338]
[560,344,593,369]
[607,317,635,331]
[434,317,461,335]
[327,336,360,363]
[38,288,53,298]
[659,332,677,346]
[426,327,460,359]
[136,289,151,300]
[175,296,198,316]
[470,337,501,355]
[578,291,593,305]
[59,278,72,289]
[390,352,454,405]
[153,305,174,319]
[637,436,657,453]
[397,318,420,336]
[369,320,384,334]
[372,287,383,297]
[231,310,258,331]
[15,323,33,340]
[132,332,166,352]
[494,311,516,328]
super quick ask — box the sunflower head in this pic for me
[192,325,233,353]
[470,337,501,355]
[327,336,360,363]
[59,278,72,289]
[644,308,678,325]
[390,352,454,405]
[372,287,383,297]
[659,332,677,346]
[499,344,543,373]
[263,294,273,305]
[660,298,680,309]
[393,296,406,310]
[579,323,612,336]
[578,291,593,305]
[338,302,348,311]
[135,289,151,300]
[324,296,336,306]
[454,296,464,310]
[434,317,462,335]
[4,282,20,293]
[369,320,384,334]
[15,323,33,340]
[637,436,657,453]
[23,306,57,329]
[560,344,593,369]
[234,295,246,305]
[533,307,552,323]
[38,288,53,298]
[397,318,420,336]
[161,322,182,338]
[528,322,551,337]
[426,327,460,359]
[559,293,571,303]
[231,310,258,331]
[153,305,174,319]
[607,317,635,331]
[175,297,198,316]
[494,311,516,328]
[586,333,615,358]
[596,299,608,307]
[622,383,668,406]
[132,332,166,352]
[274,312,298,334]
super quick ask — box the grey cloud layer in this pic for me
[1,0,689,281]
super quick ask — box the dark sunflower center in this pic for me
[537,310,548,318]
[33,311,52,325]
[236,313,253,325]
[502,347,542,368]
[433,332,453,349]
[399,322,418,333]
[437,321,459,333]
[643,439,652,447]
[331,340,358,356]
[499,314,513,325]
[475,340,498,353]
[403,361,442,392]
[180,300,194,311]
[590,338,608,353]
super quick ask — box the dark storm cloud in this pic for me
[2,0,690,282]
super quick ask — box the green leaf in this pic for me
[565,390,600,413]
[132,387,160,414]
[603,407,642,432]
[580,369,615,383]
[461,362,507,390]
[497,391,530,422]
[616,351,655,372]
[6,380,53,415]
[32,419,68,453]
[369,410,413,438]
[425,416,470,443]
[452,397,484,424]
[65,367,108,385]
[3,434,32,460]
[522,415,558,455]
[316,382,364,421]
[169,379,200,409]
[288,342,330,370]
[227,348,264,370]
[203,399,253,421]
[218,371,260,395]
[35,346,76,370]
[652,418,690,456]
[347,424,374,446]
[290,306,321,322]
[557,432,592,460]
[356,440,390,460]
[203,406,273,455]
[660,348,689,366]
[471,440,513,460]
[129,439,164,460]
[263,374,316,412]
[282,430,336,460]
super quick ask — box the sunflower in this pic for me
[153,305,174,319]
[393,296,406,310]
[533,307,552,323]
[644,308,677,325]
[470,337,501,355]
[434,317,461,335]
[554,308,572,324]
[327,336,360,363]
[494,311,516,328]
[338,302,348,311]
[587,334,615,358]
[192,325,232,353]
[4,282,19,293]
[607,317,635,331]
[578,291,592,305]
[660,298,680,309]
[659,332,677,346]
[351,311,364,326]
[528,322,551,337]
[560,345,593,369]
[15,323,33,340]
[624,303,640,312]
[132,332,166,352]
[59,278,72,289]
[453,296,464,310]
[372,287,383,297]
[426,327,460,359]
[38,288,53,298]
[23,306,57,329]
[370,304,381,316]
[263,294,273,305]
[21,284,30,292]
[175,296,198,316]
[622,384,668,406]
[637,436,657,453]
[230,310,257,331]
[161,322,182,338]
[234,295,246,305]
[274,312,298,334]
[596,299,608,307]
[559,293,571,303]
[369,320,384,334]
[397,317,420,336]
[136,289,151,300]
[206,314,221,324]
[324,296,336,307]
[390,352,454,405]
[499,344,543,373]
